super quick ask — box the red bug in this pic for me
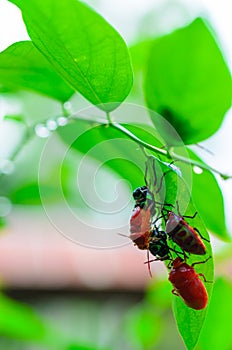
[129,205,151,250]
[166,211,208,255]
[129,205,155,276]
[168,257,210,310]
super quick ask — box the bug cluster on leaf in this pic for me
[128,183,211,311]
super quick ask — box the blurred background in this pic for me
[0,0,231,349]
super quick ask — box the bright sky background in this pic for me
[0,0,232,236]
[0,0,231,65]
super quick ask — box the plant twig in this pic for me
[107,120,232,179]
[1,108,231,182]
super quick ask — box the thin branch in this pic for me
[1,107,231,182]
[110,122,168,156]
[107,121,232,179]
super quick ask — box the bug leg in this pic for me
[152,158,158,189]
[198,273,213,284]
[183,212,198,220]
[191,256,212,267]
[145,161,149,187]
[147,250,152,278]
[156,169,174,195]
[144,257,159,264]
[156,160,177,195]
[172,288,179,297]
[145,157,157,190]
[198,273,207,282]
[183,251,189,261]
[167,259,173,269]
[176,201,181,216]
[118,233,130,239]
[145,160,152,190]
[163,203,174,209]
[144,255,170,264]
[193,227,210,242]
[176,201,198,220]
[153,214,166,224]
[168,246,185,257]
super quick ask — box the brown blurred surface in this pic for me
[0,208,167,290]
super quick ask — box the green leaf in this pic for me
[128,40,152,103]
[10,0,133,112]
[188,149,230,241]
[144,157,213,350]
[0,41,74,101]
[145,18,232,145]
[124,303,162,349]
[130,40,152,72]
[0,293,50,341]
[172,226,213,349]
[198,277,232,350]
[8,183,60,205]
[171,205,214,350]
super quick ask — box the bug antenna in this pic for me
[191,256,212,267]
[144,160,149,188]
[196,143,214,156]
[147,250,152,277]
[118,233,130,239]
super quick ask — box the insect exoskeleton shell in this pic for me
[129,205,151,250]
[166,212,206,255]
[168,257,208,310]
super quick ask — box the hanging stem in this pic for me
[105,113,232,179]
[110,122,168,156]
[1,107,231,181]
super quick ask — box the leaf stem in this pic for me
[104,116,232,179]
[169,151,230,179]
[1,108,231,183]
[110,121,168,156]
[106,111,113,124]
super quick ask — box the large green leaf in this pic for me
[145,18,232,145]
[10,0,133,111]
[128,40,153,104]
[0,41,74,101]
[172,230,213,350]
[171,199,213,350]
[144,157,213,350]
